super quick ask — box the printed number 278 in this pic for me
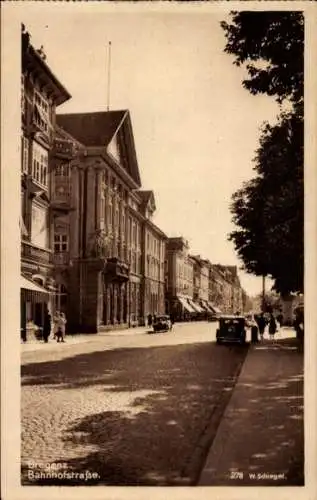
[230,471,243,480]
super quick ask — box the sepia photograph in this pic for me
[1,1,316,499]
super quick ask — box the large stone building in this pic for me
[20,26,71,335]
[55,110,167,332]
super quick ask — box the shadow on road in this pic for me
[21,341,248,486]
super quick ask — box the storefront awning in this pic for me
[177,296,195,313]
[21,276,50,303]
[21,276,49,293]
[199,301,211,312]
[188,299,204,313]
[208,302,222,314]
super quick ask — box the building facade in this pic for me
[139,191,167,323]
[210,264,244,314]
[21,26,71,336]
[166,238,203,320]
[54,111,167,332]
[190,255,214,315]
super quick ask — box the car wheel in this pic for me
[216,338,222,344]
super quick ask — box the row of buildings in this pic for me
[20,26,249,335]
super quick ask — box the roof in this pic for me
[56,111,127,147]
[22,30,71,106]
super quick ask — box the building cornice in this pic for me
[83,146,140,191]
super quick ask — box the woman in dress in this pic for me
[268,313,277,341]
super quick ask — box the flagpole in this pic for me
[107,41,112,111]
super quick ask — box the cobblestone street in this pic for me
[21,322,249,486]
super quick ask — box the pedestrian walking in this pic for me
[256,313,266,341]
[294,306,304,344]
[268,313,277,341]
[277,311,284,329]
[42,305,51,343]
[169,313,174,331]
[147,313,153,327]
[250,316,259,343]
[59,312,67,342]
[54,311,66,343]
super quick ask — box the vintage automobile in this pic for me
[216,315,247,345]
[153,315,172,333]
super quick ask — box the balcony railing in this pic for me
[52,252,70,266]
[21,241,52,265]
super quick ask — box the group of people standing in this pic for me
[42,307,67,343]
[250,311,283,342]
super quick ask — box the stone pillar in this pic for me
[106,283,111,325]
[78,258,103,333]
[123,282,128,323]
[119,283,124,323]
[113,283,118,324]
[97,271,103,327]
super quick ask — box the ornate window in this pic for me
[34,90,49,114]
[31,204,48,248]
[21,75,25,115]
[32,141,48,188]
[55,163,70,177]
[21,136,29,174]
[54,233,68,252]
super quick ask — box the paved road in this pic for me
[21,322,249,486]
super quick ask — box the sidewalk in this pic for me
[21,325,149,352]
[199,331,304,486]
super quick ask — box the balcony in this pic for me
[21,240,52,266]
[52,252,69,266]
[53,139,75,159]
[104,257,129,282]
[51,184,73,214]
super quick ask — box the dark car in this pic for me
[153,315,171,333]
[216,315,247,345]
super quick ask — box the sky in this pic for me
[19,6,280,296]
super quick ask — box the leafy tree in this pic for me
[222,11,304,294]
[221,11,304,112]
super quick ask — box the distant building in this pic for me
[190,255,215,316]
[166,237,196,320]
[138,190,167,323]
